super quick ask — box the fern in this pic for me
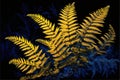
[33,3,78,64]
[59,2,79,46]
[6,36,50,78]
[47,2,80,65]
[35,39,50,48]
[27,13,71,64]
[77,5,110,51]
[94,24,116,54]
[9,58,36,74]
[27,14,59,39]
[45,3,80,67]
[5,36,38,57]
[5,2,117,80]
[20,62,51,80]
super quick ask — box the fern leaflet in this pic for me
[94,24,116,54]
[27,14,59,39]
[58,2,79,46]
[9,58,36,74]
[77,5,110,50]
[5,36,39,57]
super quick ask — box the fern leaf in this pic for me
[88,27,101,32]
[54,48,71,62]
[52,47,68,57]
[77,5,110,50]
[28,50,42,60]
[9,50,49,74]
[9,58,36,74]
[26,67,37,74]
[5,36,38,57]
[48,38,65,54]
[22,66,30,72]
[27,14,59,39]
[95,24,115,54]
[92,44,100,51]
[83,38,96,44]
[58,56,77,69]
[6,36,49,70]
[86,30,101,34]
[58,2,79,46]
[81,42,91,47]
[20,62,51,80]
[85,34,98,40]
[35,39,50,47]
[101,25,115,45]
[28,50,48,69]
[48,34,73,63]
[80,56,88,63]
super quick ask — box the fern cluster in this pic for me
[5,2,116,80]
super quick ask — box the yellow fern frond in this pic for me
[27,14,59,39]
[48,36,72,67]
[48,37,71,62]
[5,36,49,70]
[9,49,49,74]
[77,5,110,50]
[5,36,39,57]
[27,4,79,66]
[95,24,115,54]
[58,2,79,46]
[47,2,80,66]
[58,56,77,69]
[35,39,50,47]
[9,58,36,74]
[101,24,115,45]
[48,35,64,53]
[54,49,71,62]
[20,62,51,80]
[79,56,88,63]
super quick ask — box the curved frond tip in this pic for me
[5,36,39,57]
[27,14,59,39]
[9,58,36,74]
[94,24,116,54]
[77,5,110,50]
